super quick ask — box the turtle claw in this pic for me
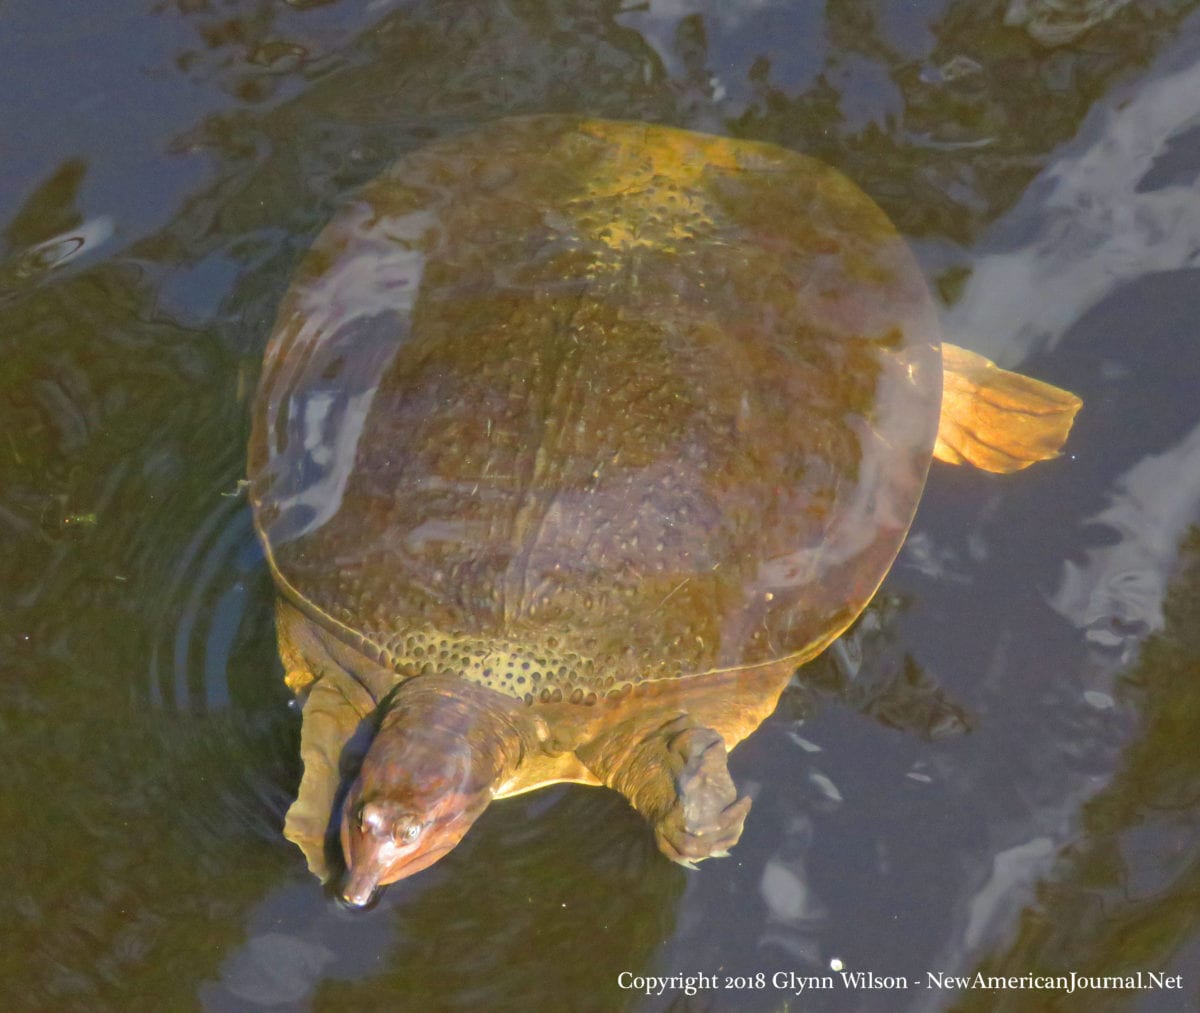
[655,795,751,865]
[652,725,751,864]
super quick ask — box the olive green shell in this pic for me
[248,115,941,704]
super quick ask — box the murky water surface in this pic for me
[3,2,1199,1010]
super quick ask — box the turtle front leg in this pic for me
[580,715,752,867]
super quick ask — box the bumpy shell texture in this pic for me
[248,116,942,703]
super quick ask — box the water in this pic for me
[2,1,1199,1009]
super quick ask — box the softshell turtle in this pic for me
[248,115,1081,905]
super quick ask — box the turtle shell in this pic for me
[248,115,942,705]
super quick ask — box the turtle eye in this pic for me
[402,822,421,843]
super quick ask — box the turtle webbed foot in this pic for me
[653,724,751,867]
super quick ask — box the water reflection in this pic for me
[1005,0,1135,47]
[0,122,291,1004]
[944,29,1200,363]
[956,525,1200,1007]
[204,789,682,1008]
[1054,395,1200,655]
[0,160,115,302]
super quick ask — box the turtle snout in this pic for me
[341,866,381,908]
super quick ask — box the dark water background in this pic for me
[3,1,1200,1010]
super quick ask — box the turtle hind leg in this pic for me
[579,715,751,867]
[935,342,1083,474]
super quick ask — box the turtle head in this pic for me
[338,713,496,906]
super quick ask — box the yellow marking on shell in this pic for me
[577,120,751,198]
[566,120,765,257]
[260,509,839,703]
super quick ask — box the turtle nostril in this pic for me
[341,867,381,909]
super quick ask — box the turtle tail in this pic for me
[933,342,1083,474]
